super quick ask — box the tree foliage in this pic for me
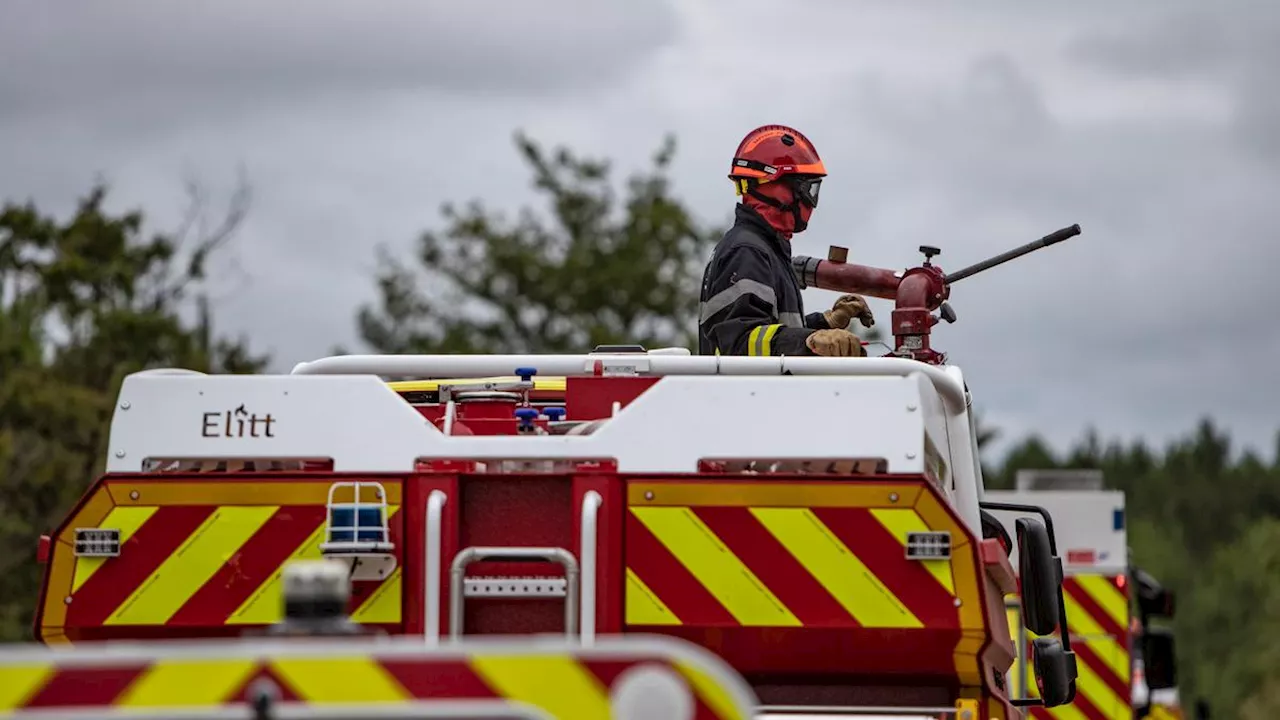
[359,132,725,354]
[0,180,268,639]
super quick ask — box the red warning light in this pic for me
[1115,574,1127,589]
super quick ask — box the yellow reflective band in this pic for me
[116,659,257,707]
[469,654,611,720]
[870,508,956,594]
[1062,593,1131,682]
[72,505,158,593]
[349,567,402,624]
[625,568,681,625]
[751,508,922,628]
[270,657,411,703]
[0,664,53,710]
[748,324,783,356]
[1075,574,1129,631]
[107,506,278,625]
[630,507,800,626]
[1071,649,1130,720]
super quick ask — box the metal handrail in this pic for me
[448,547,580,640]
[579,491,603,644]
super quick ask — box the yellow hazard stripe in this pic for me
[116,659,258,706]
[625,568,681,625]
[350,567,402,624]
[630,506,800,626]
[1071,650,1130,720]
[747,324,782,356]
[270,657,411,702]
[105,506,278,625]
[0,664,53,710]
[469,654,612,720]
[1060,593,1130,682]
[229,507,401,626]
[870,507,957,594]
[750,507,922,628]
[71,505,158,593]
[1074,574,1129,631]
[386,376,567,393]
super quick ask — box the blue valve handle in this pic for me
[514,407,540,426]
[543,407,567,421]
[515,366,538,383]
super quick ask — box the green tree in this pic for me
[0,180,268,640]
[358,132,724,355]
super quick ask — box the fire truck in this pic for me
[985,471,1186,720]
[4,226,1089,719]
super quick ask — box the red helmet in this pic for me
[728,125,826,186]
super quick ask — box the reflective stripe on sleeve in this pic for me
[699,279,778,323]
[747,325,783,356]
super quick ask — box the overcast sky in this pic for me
[3,0,1278,462]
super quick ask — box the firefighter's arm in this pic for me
[699,246,814,356]
[804,312,830,330]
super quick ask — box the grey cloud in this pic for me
[0,0,679,124]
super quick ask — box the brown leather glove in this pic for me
[823,294,875,330]
[805,329,866,357]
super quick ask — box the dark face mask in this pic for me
[748,176,821,232]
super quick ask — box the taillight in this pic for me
[36,535,51,565]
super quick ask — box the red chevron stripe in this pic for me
[66,506,216,626]
[692,506,860,627]
[625,511,736,625]
[379,659,498,698]
[23,666,147,707]
[1063,578,1128,641]
[1074,641,1131,702]
[811,507,960,628]
[165,505,327,626]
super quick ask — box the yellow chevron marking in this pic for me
[1074,575,1129,631]
[116,659,257,706]
[71,506,158,593]
[270,657,411,703]
[1062,593,1130,683]
[1072,648,1130,720]
[625,568,681,625]
[751,507,922,628]
[631,507,800,627]
[349,567,402,624]
[106,506,278,625]
[0,664,53,710]
[675,660,747,720]
[869,508,956,594]
[470,654,611,720]
[228,507,400,626]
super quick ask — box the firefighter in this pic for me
[698,125,874,357]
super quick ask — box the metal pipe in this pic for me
[579,491,603,644]
[806,258,902,300]
[448,546,580,640]
[424,490,447,645]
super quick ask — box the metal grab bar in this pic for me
[579,491,603,644]
[424,490,448,645]
[289,353,966,413]
[448,547,580,640]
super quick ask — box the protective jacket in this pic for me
[698,204,829,356]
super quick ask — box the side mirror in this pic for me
[1031,637,1077,707]
[1016,517,1061,635]
[1139,587,1176,619]
[1142,627,1178,691]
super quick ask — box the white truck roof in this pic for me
[983,487,1128,575]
